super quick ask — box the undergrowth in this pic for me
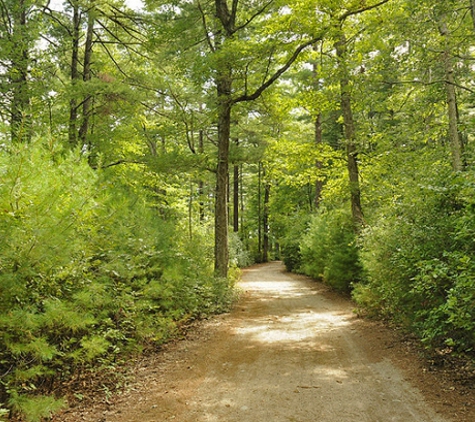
[0,140,236,421]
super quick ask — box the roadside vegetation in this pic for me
[1,0,474,420]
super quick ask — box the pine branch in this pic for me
[94,18,149,60]
[94,32,133,79]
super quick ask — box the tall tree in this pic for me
[206,0,331,276]
[0,0,42,142]
[335,31,364,227]
[436,7,464,171]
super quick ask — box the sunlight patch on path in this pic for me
[235,310,350,345]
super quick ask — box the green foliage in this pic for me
[8,394,66,422]
[354,147,475,353]
[274,212,310,273]
[300,208,361,292]
[0,139,235,420]
[229,232,253,269]
[282,239,303,273]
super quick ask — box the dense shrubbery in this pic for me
[0,141,235,421]
[280,215,308,272]
[281,144,475,356]
[229,232,253,268]
[300,208,361,292]
[353,148,475,354]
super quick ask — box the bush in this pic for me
[279,214,309,272]
[354,148,475,353]
[229,231,253,268]
[0,140,235,420]
[300,208,361,292]
[282,240,302,272]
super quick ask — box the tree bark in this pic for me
[262,181,270,263]
[470,0,475,33]
[69,1,80,147]
[198,130,205,222]
[233,163,239,233]
[10,0,31,143]
[214,66,232,277]
[78,5,95,146]
[335,34,364,229]
[257,161,262,260]
[214,0,234,278]
[438,18,463,171]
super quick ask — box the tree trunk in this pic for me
[69,1,80,148]
[438,18,463,171]
[257,161,262,260]
[314,113,324,209]
[240,163,244,237]
[335,34,364,229]
[214,70,232,278]
[233,163,239,233]
[10,0,30,143]
[262,181,270,263]
[198,130,205,222]
[233,139,239,232]
[213,0,235,278]
[78,6,95,146]
[188,182,193,240]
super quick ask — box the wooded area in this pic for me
[1,0,475,420]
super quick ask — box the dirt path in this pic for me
[56,262,475,421]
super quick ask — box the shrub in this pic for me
[279,214,309,272]
[300,208,361,292]
[229,231,253,268]
[355,148,475,353]
[282,240,302,272]
[0,140,235,420]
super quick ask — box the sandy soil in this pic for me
[54,262,475,422]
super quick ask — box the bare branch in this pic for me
[93,159,144,169]
[38,33,60,49]
[339,0,391,22]
[448,80,475,94]
[233,0,274,34]
[41,6,73,37]
[94,18,149,60]
[233,34,326,104]
[197,1,215,52]
[94,32,133,79]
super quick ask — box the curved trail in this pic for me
[58,262,454,421]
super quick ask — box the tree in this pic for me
[0,0,43,142]
[335,31,364,228]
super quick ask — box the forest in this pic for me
[1,0,475,420]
